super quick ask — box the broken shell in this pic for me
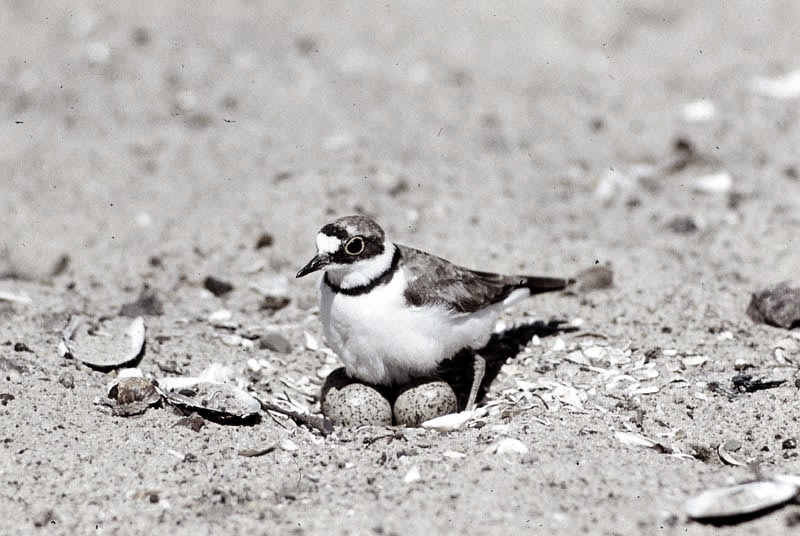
[615,431,671,453]
[0,289,32,304]
[681,99,716,122]
[684,480,799,521]
[393,380,457,427]
[403,465,422,483]
[750,69,800,100]
[303,331,320,351]
[421,410,477,432]
[156,377,260,422]
[280,439,298,452]
[774,337,800,365]
[60,316,146,370]
[681,355,708,367]
[108,369,160,405]
[718,441,746,466]
[690,171,733,194]
[321,381,392,427]
[484,437,529,455]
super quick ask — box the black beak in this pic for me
[296,253,330,278]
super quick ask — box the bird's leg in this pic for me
[464,353,486,412]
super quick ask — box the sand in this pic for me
[2,2,800,534]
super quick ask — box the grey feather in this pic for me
[398,245,572,313]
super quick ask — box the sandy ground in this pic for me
[2,1,800,534]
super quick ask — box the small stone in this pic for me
[782,438,797,450]
[119,287,164,317]
[173,416,205,432]
[393,380,457,427]
[261,296,290,311]
[13,342,32,353]
[258,332,292,354]
[32,509,57,528]
[747,283,800,329]
[58,372,75,389]
[575,264,614,292]
[204,276,234,297]
[255,232,274,249]
[666,216,699,234]
[320,369,391,427]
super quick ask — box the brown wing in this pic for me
[398,245,570,314]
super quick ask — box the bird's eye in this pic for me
[344,236,365,255]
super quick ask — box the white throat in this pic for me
[325,239,396,289]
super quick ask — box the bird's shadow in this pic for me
[436,319,576,411]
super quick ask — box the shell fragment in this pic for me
[156,377,260,422]
[59,316,146,370]
[685,479,800,522]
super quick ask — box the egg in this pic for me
[393,380,457,427]
[321,368,392,427]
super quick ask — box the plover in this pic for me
[297,215,572,411]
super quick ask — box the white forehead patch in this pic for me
[316,233,342,255]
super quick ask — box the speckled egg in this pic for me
[393,380,457,427]
[321,369,392,427]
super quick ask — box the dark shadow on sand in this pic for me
[437,319,576,411]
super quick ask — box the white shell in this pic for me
[59,316,146,369]
[156,377,260,420]
[717,442,746,466]
[684,480,799,520]
[484,438,529,455]
[750,69,800,99]
[615,431,659,448]
[690,171,733,194]
[421,410,476,432]
[403,465,421,483]
[0,289,32,304]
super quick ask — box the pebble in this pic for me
[747,283,800,329]
[574,265,614,292]
[258,332,292,354]
[204,276,234,297]
[393,380,457,427]
[58,372,75,389]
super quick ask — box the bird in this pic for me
[296,215,573,411]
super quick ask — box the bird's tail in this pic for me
[519,276,575,295]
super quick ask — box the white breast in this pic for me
[317,267,506,385]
